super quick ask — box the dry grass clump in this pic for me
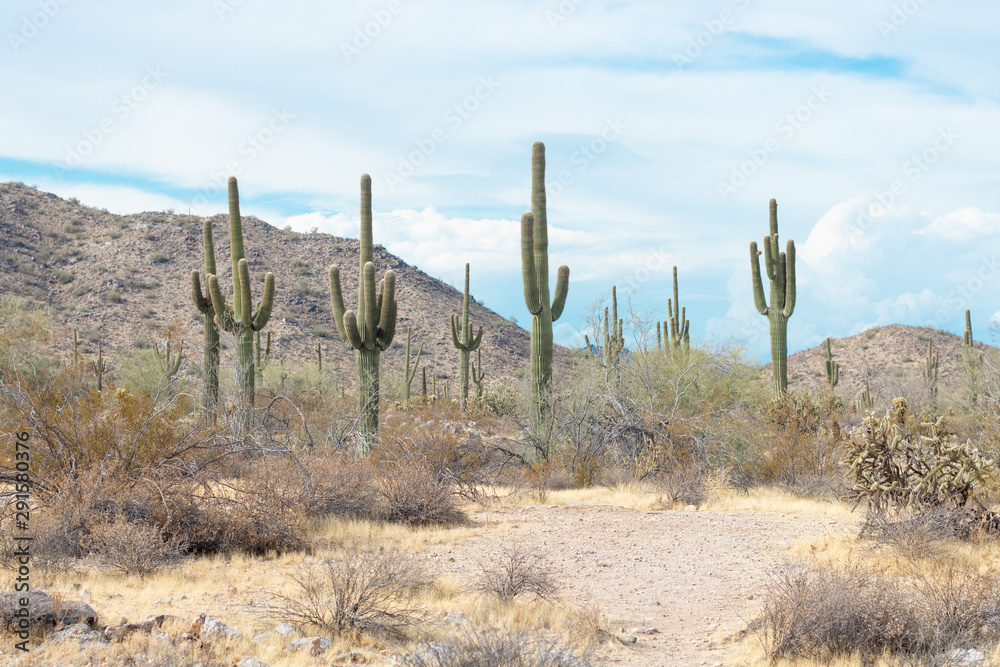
[401,625,595,667]
[748,560,1000,663]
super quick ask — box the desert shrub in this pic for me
[104,290,124,303]
[269,545,427,636]
[652,460,711,508]
[402,625,594,666]
[750,561,1000,663]
[476,541,557,602]
[376,453,462,525]
[54,269,74,284]
[81,514,186,576]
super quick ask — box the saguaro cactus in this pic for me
[600,286,624,379]
[403,327,423,404]
[329,174,397,452]
[421,367,427,398]
[521,142,570,427]
[72,329,80,369]
[92,341,105,391]
[667,267,690,360]
[451,263,484,409]
[316,341,322,372]
[472,347,486,400]
[191,218,221,413]
[207,177,276,434]
[824,337,839,389]
[750,198,796,396]
[965,310,974,348]
[924,339,939,402]
[153,334,183,380]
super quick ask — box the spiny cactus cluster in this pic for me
[451,263,483,409]
[329,174,397,452]
[842,398,994,511]
[750,198,796,397]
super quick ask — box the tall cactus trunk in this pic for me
[769,312,787,396]
[459,348,470,407]
[203,313,219,412]
[356,348,380,453]
[236,327,254,431]
[451,263,483,410]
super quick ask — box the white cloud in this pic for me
[918,207,1000,240]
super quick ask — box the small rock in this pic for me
[626,626,659,635]
[618,634,638,644]
[331,651,365,664]
[202,616,240,639]
[684,505,697,511]
[252,632,276,644]
[153,597,172,606]
[103,615,170,641]
[949,648,986,665]
[274,622,296,636]
[0,591,98,631]
[287,636,332,655]
[238,659,271,667]
[48,623,106,645]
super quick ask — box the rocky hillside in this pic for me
[0,182,540,391]
[780,323,996,403]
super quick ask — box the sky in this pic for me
[2,0,999,360]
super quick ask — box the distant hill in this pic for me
[776,323,996,403]
[0,182,540,390]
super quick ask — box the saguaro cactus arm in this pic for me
[551,265,570,321]
[783,240,796,318]
[252,271,275,331]
[207,275,236,332]
[521,213,542,315]
[329,266,350,348]
[750,242,768,316]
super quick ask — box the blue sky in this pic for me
[2,0,999,359]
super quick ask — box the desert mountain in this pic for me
[0,182,536,391]
[780,323,996,403]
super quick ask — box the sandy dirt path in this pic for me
[425,502,856,666]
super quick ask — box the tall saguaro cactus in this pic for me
[521,142,570,428]
[750,198,796,396]
[207,177,276,434]
[667,266,690,359]
[824,337,839,389]
[329,174,397,452]
[153,334,183,379]
[451,263,484,409]
[255,330,271,387]
[601,286,624,378]
[924,339,939,402]
[403,327,423,404]
[472,348,486,400]
[191,219,220,413]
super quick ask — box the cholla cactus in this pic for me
[842,398,994,511]
[824,337,839,390]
